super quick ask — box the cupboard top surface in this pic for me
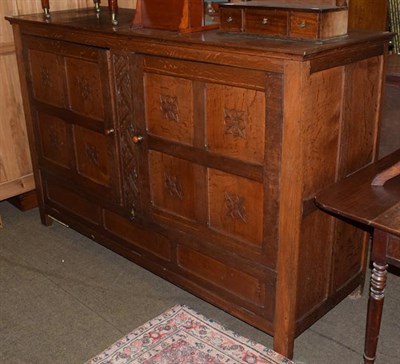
[6,8,392,60]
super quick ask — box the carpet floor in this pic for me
[0,202,399,364]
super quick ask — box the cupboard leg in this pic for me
[273,334,295,360]
[40,212,53,226]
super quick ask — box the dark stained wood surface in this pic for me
[316,149,400,364]
[348,0,388,31]
[316,148,400,237]
[7,7,393,359]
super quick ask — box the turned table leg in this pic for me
[364,229,388,364]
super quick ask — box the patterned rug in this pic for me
[85,305,293,364]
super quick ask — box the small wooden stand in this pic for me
[132,0,218,32]
[219,0,349,40]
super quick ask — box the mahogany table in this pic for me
[315,148,400,364]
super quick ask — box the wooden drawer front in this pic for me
[145,73,194,145]
[208,169,263,247]
[73,126,112,188]
[289,11,319,39]
[206,84,265,164]
[104,210,172,261]
[38,113,71,169]
[245,9,288,36]
[65,58,105,120]
[28,49,64,107]
[177,245,272,311]
[148,151,204,222]
[220,8,243,32]
[44,179,101,225]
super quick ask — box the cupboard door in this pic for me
[141,56,278,263]
[25,36,121,206]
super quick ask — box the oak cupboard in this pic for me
[7,6,391,358]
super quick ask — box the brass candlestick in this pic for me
[41,0,51,19]
[109,0,118,26]
[94,0,101,13]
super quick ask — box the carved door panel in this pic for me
[145,73,194,145]
[28,49,64,107]
[148,150,206,222]
[25,36,121,206]
[66,57,105,121]
[208,169,264,248]
[206,84,266,164]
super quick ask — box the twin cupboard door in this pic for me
[24,36,121,211]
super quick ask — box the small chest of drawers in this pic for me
[220,1,348,40]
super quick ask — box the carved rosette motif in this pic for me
[165,174,183,200]
[40,66,52,88]
[85,143,100,167]
[113,53,139,218]
[48,128,59,149]
[160,94,179,122]
[224,108,246,138]
[76,76,92,99]
[224,191,247,223]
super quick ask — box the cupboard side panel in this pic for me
[295,66,343,320]
[338,55,384,176]
[332,55,385,291]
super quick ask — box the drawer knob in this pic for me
[298,20,306,29]
[226,16,233,23]
[105,128,115,135]
[262,18,269,25]
[132,135,144,144]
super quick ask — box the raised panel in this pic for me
[177,244,270,309]
[38,113,71,169]
[44,179,102,225]
[65,57,104,120]
[104,210,172,261]
[29,49,64,107]
[206,84,265,164]
[208,169,264,247]
[73,126,111,187]
[145,73,194,145]
[148,150,204,221]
